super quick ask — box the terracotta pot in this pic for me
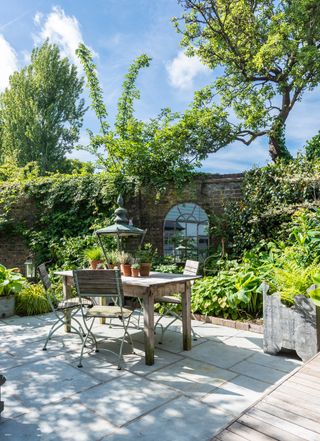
[131,268,140,277]
[139,263,151,277]
[120,264,132,276]
[107,263,115,269]
[90,260,103,270]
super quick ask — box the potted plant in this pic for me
[136,243,156,277]
[0,264,26,318]
[105,250,119,269]
[131,263,140,277]
[118,251,133,276]
[262,268,320,361]
[84,247,104,270]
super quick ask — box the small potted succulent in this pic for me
[131,263,140,277]
[136,243,156,277]
[0,264,26,318]
[105,250,119,269]
[84,247,104,270]
[118,251,133,276]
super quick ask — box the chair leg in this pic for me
[43,321,63,350]
[78,318,96,368]
[118,315,135,369]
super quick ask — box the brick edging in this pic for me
[191,313,263,334]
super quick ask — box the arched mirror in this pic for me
[163,203,209,261]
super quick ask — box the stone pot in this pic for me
[262,282,320,361]
[131,268,140,277]
[139,263,151,277]
[121,264,132,277]
[0,294,15,318]
[90,260,103,270]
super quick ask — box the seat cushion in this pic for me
[57,297,93,310]
[85,305,133,319]
[155,296,181,304]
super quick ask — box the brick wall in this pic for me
[0,173,243,269]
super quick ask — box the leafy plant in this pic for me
[15,283,53,316]
[131,263,140,270]
[104,250,119,266]
[118,251,132,265]
[0,265,26,296]
[84,247,104,262]
[136,243,157,263]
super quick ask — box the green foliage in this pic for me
[0,264,26,296]
[174,0,320,159]
[104,250,119,266]
[136,243,157,263]
[77,43,199,193]
[305,131,320,160]
[153,263,183,274]
[15,283,52,316]
[131,263,140,270]
[0,41,86,173]
[118,251,133,265]
[224,155,320,255]
[196,208,320,319]
[84,247,104,262]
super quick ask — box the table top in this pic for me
[54,270,201,287]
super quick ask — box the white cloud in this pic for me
[0,34,18,91]
[167,51,209,90]
[34,6,83,67]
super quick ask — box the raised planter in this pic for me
[263,283,320,361]
[0,295,15,318]
[0,375,6,416]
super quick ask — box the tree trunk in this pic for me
[268,134,292,162]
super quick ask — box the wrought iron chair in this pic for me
[154,260,200,344]
[38,263,93,351]
[73,269,135,369]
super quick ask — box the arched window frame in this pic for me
[163,202,209,261]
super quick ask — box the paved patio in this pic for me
[0,312,302,440]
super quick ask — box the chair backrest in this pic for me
[73,269,124,306]
[38,263,52,290]
[37,263,59,309]
[183,260,199,276]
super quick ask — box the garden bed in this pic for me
[191,313,263,334]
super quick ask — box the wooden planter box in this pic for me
[263,283,320,361]
[0,295,15,319]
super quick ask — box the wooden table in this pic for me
[54,271,200,365]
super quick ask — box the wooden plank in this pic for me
[277,382,320,404]
[256,401,320,435]
[271,389,320,412]
[300,366,320,377]
[239,414,306,441]
[264,395,320,423]
[247,408,319,441]
[289,373,320,390]
[215,428,250,441]
[294,370,320,384]
[277,378,320,398]
[228,422,274,441]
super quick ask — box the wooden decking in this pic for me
[214,353,320,441]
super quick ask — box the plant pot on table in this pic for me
[139,263,151,277]
[121,264,132,277]
[90,260,104,270]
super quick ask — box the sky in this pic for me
[0,0,319,174]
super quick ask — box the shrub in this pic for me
[0,264,26,296]
[15,283,53,316]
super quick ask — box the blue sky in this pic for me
[0,0,319,173]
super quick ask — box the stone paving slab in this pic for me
[0,313,302,441]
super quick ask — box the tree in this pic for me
[174,0,320,160]
[0,41,86,173]
[76,44,200,191]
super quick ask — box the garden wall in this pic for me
[0,172,243,270]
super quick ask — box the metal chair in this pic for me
[154,260,200,344]
[73,269,135,369]
[38,263,93,351]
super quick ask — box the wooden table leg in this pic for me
[143,290,155,365]
[182,281,192,351]
[62,276,71,332]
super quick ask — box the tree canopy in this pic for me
[76,44,203,191]
[0,41,86,173]
[174,0,320,160]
